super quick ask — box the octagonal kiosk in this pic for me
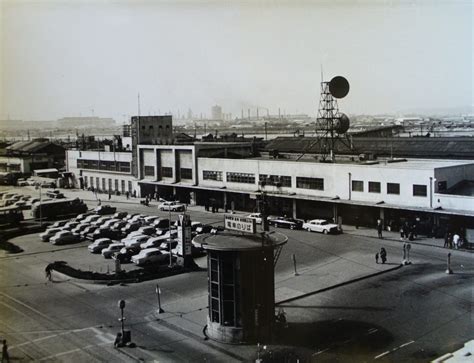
[193,226,287,344]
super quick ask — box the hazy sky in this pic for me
[1,0,472,122]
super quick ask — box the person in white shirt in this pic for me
[452,233,460,249]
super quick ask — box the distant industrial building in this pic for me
[211,105,223,120]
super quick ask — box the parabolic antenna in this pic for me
[334,113,350,134]
[329,76,350,99]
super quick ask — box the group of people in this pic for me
[399,221,418,241]
[444,232,463,249]
[88,186,138,200]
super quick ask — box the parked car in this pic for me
[268,216,303,230]
[143,215,160,224]
[92,216,114,226]
[88,227,120,241]
[101,218,121,229]
[111,220,128,231]
[75,212,95,222]
[62,221,80,231]
[50,220,68,228]
[83,215,101,224]
[195,224,214,234]
[140,236,169,249]
[94,205,117,215]
[113,211,128,219]
[113,246,141,263]
[122,235,150,248]
[302,219,339,234]
[152,218,170,228]
[81,225,98,237]
[45,190,65,199]
[17,179,28,186]
[123,213,140,221]
[88,238,113,253]
[136,226,156,236]
[121,222,141,235]
[158,201,186,212]
[101,243,125,258]
[129,214,146,223]
[247,213,263,224]
[159,239,178,251]
[50,231,80,245]
[131,248,169,266]
[71,223,91,236]
[39,228,63,242]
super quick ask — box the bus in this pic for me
[31,198,88,220]
[0,206,24,226]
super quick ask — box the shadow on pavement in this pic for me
[278,304,393,312]
[275,319,393,353]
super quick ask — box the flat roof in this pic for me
[193,230,287,251]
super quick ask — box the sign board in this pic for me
[177,214,192,256]
[224,214,256,234]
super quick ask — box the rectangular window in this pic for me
[161,167,173,178]
[121,180,125,193]
[96,177,100,190]
[76,159,130,173]
[114,179,119,191]
[144,166,155,176]
[90,176,94,187]
[296,177,324,190]
[387,183,400,195]
[128,181,132,193]
[259,174,292,187]
[101,178,106,191]
[203,170,223,181]
[108,179,112,191]
[368,181,381,193]
[413,184,427,197]
[352,180,364,192]
[226,172,255,184]
[180,168,192,180]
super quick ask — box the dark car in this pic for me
[87,227,120,241]
[113,246,141,263]
[195,224,214,234]
[81,225,98,237]
[94,205,117,215]
[111,220,128,231]
[121,222,141,235]
[268,216,303,230]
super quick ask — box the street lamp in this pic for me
[35,183,43,226]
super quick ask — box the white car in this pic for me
[122,235,150,248]
[131,248,169,266]
[143,215,160,224]
[50,231,80,245]
[247,213,262,224]
[39,228,63,242]
[140,236,167,249]
[83,215,101,224]
[88,238,113,253]
[302,219,340,234]
[158,201,185,212]
[101,243,125,258]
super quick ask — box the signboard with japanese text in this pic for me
[224,214,256,234]
[177,214,192,256]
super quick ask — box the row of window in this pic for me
[143,166,192,180]
[259,174,292,188]
[77,159,131,173]
[352,180,427,197]
[85,176,132,194]
[226,172,256,184]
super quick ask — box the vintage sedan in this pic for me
[302,219,340,234]
[268,216,303,230]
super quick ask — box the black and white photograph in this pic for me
[0,0,472,361]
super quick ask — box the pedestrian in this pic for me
[453,233,460,249]
[448,233,453,249]
[380,248,387,264]
[355,216,359,230]
[114,332,123,348]
[132,190,137,198]
[400,227,404,241]
[145,196,149,207]
[98,199,102,206]
[444,232,450,248]
[125,191,129,200]
[377,221,383,239]
[45,264,53,281]
[375,252,379,264]
[2,339,9,363]
[108,191,111,200]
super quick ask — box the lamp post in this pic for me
[118,300,126,335]
[155,284,164,314]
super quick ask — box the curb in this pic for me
[345,231,474,254]
[276,263,403,305]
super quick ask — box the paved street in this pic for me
[0,186,473,361]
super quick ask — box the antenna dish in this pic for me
[334,113,350,134]
[329,76,350,99]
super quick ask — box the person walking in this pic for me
[444,232,450,248]
[400,226,404,241]
[125,191,129,200]
[375,252,379,264]
[114,333,123,348]
[2,339,9,363]
[453,233,460,249]
[377,220,383,239]
[380,248,387,264]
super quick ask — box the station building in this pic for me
[66,116,474,230]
